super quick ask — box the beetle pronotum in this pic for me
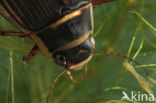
[0,0,147,103]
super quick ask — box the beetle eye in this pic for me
[53,54,66,66]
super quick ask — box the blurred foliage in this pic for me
[0,0,156,103]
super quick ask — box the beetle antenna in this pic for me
[93,51,148,75]
[66,70,78,84]
[46,69,66,103]
[83,65,88,79]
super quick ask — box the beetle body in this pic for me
[0,0,118,102]
[1,1,148,103]
[0,0,95,70]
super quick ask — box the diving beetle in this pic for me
[0,0,116,102]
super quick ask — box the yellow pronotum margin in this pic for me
[34,3,91,35]
[51,30,92,55]
[49,3,91,28]
[69,55,93,70]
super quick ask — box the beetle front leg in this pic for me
[66,70,77,84]
[0,31,27,37]
[23,45,40,61]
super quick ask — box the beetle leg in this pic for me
[94,51,149,75]
[23,45,40,61]
[66,70,77,84]
[46,70,66,103]
[0,31,27,37]
[93,0,115,6]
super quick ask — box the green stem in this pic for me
[10,51,14,103]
